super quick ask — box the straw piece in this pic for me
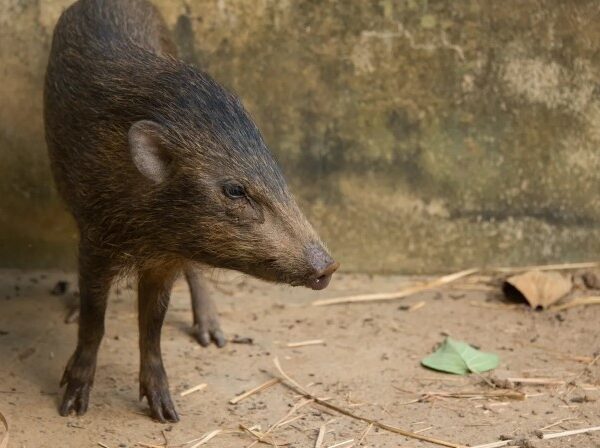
[493,261,598,273]
[420,390,525,401]
[189,429,222,448]
[549,296,600,312]
[98,444,110,448]
[247,398,314,448]
[470,441,512,448]
[180,383,207,397]
[408,301,426,312]
[506,378,565,385]
[0,411,8,448]
[287,339,326,348]
[312,268,478,306]
[315,424,326,448]
[229,379,280,404]
[273,358,464,448]
[326,440,354,448]
[541,425,600,440]
[356,423,373,445]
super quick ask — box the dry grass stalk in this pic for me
[326,439,354,448]
[506,378,565,386]
[240,424,283,446]
[0,410,8,448]
[312,268,478,306]
[247,398,314,448]
[450,284,498,292]
[468,301,521,311]
[408,301,426,312]
[286,340,326,348]
[472,424,600,447]
[189,429,222,448]
[420,390,525,401]
[541,425,600,439]
[493,261,598,273]
[538,417,580,431]
[229,379,280,404]
[273,358,464,448]
[549,296,600,312]
[97,444,110,448]
[277,415,303,428]
[532,345,595,363]
[470,441,512,448]
[179,383,207,397]
[315,424,326,448]
[356,423,373,445]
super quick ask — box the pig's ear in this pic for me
[128,120,172,184]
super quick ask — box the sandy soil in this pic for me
[0,268,599,448]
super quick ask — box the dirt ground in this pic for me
[0,268,599,448]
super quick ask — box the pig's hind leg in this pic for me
[138,265,179,422]
[59,243,116,417]
[184,267,226,348]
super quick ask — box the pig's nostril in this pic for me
[315,260,340,279]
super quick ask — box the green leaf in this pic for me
[421,337,499,375]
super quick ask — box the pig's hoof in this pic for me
[192,320,226,348]
[59,379,91,416]
[140,382,179,423]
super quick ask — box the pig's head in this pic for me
[128,64,338,290]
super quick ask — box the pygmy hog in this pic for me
[44,0,338,422]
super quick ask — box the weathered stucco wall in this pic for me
[2,0,600,273]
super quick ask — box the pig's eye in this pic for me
[223,183,246,199]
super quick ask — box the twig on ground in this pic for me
[540,425,600,439]
[492,261,598,273]
[189,429,222,448]
[408,301,426,312]
[229,379,280,404]
[98,444,111,448]
[326,440,354,448]
[506,378,565,386]
[549,296,600,312]
[472,424,600,447]
[272,358,464,448]
[179,383,207,397]
[246,398,314,448]
[356,423,373,446]
[419,390,525,401]
[470,441,512,448]
[286,340,326,348]
[537,417,580,431]
[312,268,478,306]
[315,424,326,448]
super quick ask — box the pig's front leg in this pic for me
[138,266,179,423]
[184,267,226,348]
[60,243,116,416]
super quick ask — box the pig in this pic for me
[44,0,338,422]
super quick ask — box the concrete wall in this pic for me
[2,0,600,273]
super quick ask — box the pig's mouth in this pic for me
[305,274,333,290]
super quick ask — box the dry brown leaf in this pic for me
[503,270,572,309]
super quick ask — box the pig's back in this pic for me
[44,0,176,220]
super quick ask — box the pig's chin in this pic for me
[305,275,332,290]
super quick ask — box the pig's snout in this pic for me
[305,244,339,290]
